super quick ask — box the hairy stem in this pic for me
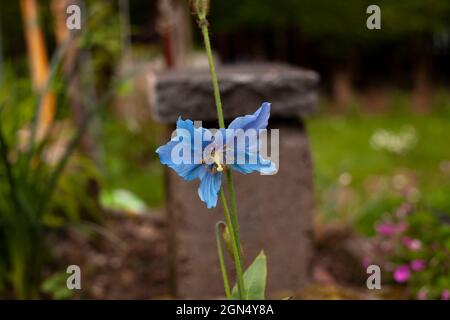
[219,190,245,299]
[215,221,231,299]
[225,170,242,262]
[199,19,225,129]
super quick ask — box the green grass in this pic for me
[306,111,450,234]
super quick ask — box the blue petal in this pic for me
[230,153,277,175]
[176,117,210,153]
[228,102,271,131]
[156,118,207,181]
[156,140,179,165]
[178,164,207,180]
[156,141,206,181]
[223,123,276,175]
[197,170,222,208]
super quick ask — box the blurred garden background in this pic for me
[0,0,449,299]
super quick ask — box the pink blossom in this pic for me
[402,237,422,251]
[380,241,393,252]
[393,265,411,283]
[395,203,413,218]
[395,221,408,233]
[442,290,450,300]
[417,288,427,300]
[410,259,426,272]
[376,223,397,236]
[362,256,371,268]
[376,221,408,236]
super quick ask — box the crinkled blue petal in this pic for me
[156,140,206,181]
[230,153,277,175]
[156,117,208,181]
[227,102,271,131]
[197,170,223,208]
[176,117,211,153]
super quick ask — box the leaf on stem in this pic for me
[231,250,267,300]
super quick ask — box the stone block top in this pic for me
[149,63,319,123]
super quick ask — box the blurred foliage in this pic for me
[41,271,74,300]
[101,114,164,208]
[209,0,450,57]
[100,188,149,213]
[0,58,101,298]
[0,0,122,89]
[210,0,450,35]
[0,0,55,73]
[307,93,450,231]
[370,201,450,299]
[3,0,447,61]
[72,1,165,209]
[309,96,450,299]
[79,0,123,93]
[0,0,127,297]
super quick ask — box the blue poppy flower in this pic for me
[156,102,276,208]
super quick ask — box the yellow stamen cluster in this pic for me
[212,152,223,172]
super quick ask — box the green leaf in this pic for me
[100,189,149,213]
[116,79,133,97]
[231,251,267,300]
[41,272,74,300]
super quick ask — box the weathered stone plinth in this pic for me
[150,63,319,298]
[150,64,318,123]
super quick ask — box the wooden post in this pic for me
[157,0,193,68]
[20,0,56,140]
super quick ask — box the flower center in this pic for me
[203,143,234,173]
[212,151,224,172]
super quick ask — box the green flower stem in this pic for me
[225,170,242,259]
[199,17,225,129]
[215,221,231,299]
[197,8,246,300]
[219,190,245,299]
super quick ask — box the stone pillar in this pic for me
[150,64,319,298]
